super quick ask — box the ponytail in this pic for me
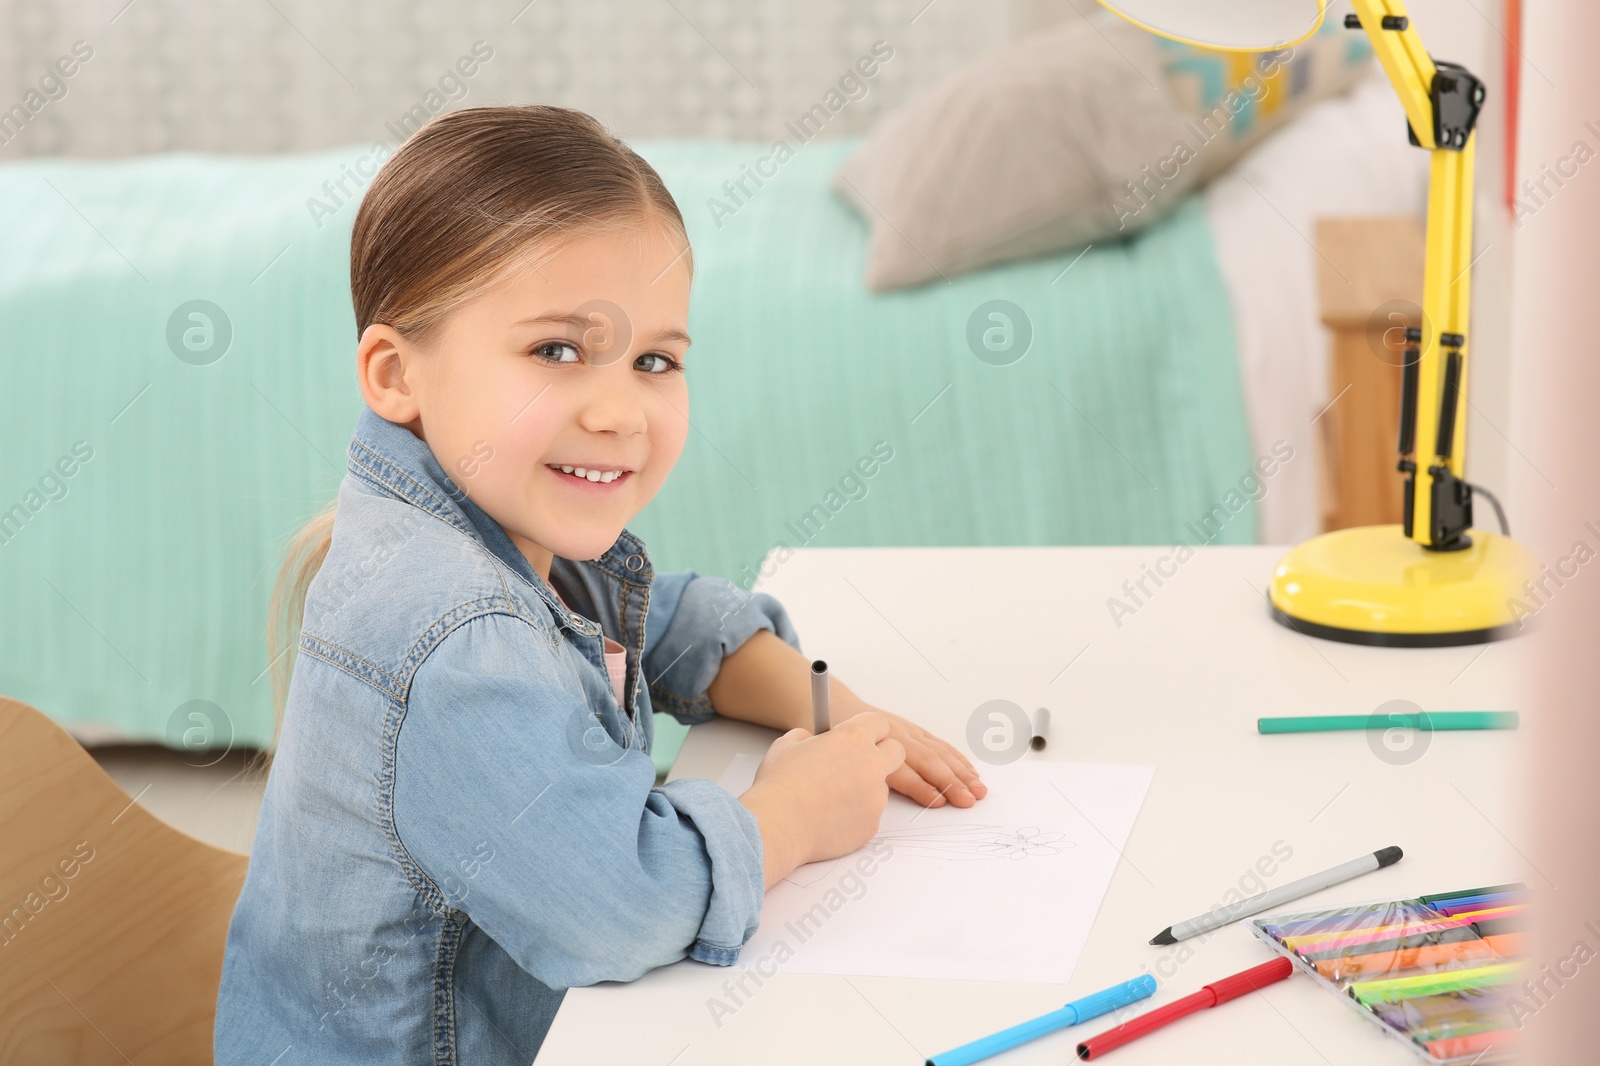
[265,501,337,741]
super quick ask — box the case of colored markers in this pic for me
[1250,883,1525,1064]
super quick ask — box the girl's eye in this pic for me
[530,341,581,364]
[636,353,684,375]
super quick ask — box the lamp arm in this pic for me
[1346,0,1487,550]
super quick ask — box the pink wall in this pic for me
[1512,1,1600,1059]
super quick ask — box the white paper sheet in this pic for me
[704,754,1154,983]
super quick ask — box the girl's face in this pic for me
[359,220,693,581]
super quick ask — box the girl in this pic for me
[214,105,985,1065]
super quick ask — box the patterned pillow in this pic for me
[1155,16,1374,182]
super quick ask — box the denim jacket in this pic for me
[215,406,800,1065]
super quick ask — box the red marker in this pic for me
[1076,957,1293,1060]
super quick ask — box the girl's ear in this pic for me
[357,323,421,425]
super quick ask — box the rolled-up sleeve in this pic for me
[392,612,765,988]
[643,569,802,725]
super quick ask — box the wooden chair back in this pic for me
[0,697,249,1064]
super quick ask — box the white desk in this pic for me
[538,546,1530,1065]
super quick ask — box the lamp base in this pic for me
[1269,525,1539,647]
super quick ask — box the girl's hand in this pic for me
[739,711,907,888]
[833,693,988,809]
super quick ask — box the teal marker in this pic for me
[1257,711,1518,734]
[926,974,1156,1066]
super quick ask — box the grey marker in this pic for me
[1030,707,1050,751]
[1150,846,1405,945]
[811,660,830,733]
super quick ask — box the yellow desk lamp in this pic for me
[1100,0,1538,646]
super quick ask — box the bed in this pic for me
[0,68,1425,772]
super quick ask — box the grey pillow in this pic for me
[834,17,1199,291]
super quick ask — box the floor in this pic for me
[88,743,266,855]
[83,737,672,855]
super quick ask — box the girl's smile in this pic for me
[545,463,634,489]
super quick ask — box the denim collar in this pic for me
[343,406,655,625]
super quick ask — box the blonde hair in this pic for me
[265,105,690,741]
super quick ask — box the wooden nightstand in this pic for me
[1313,215,1426,532]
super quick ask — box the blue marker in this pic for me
[925,974,1157,1066]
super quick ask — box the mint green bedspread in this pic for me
[0,140,1252,772]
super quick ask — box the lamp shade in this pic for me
[1096,0,1326,51]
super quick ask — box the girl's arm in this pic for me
[394,613,765,985]
[639,569,985,817]
[704,628,822,732]
[708,630,987,810]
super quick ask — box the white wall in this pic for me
[0,0,1011,154]
[1402,0,1492,69]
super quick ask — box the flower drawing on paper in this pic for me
[976,826,1070,861]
